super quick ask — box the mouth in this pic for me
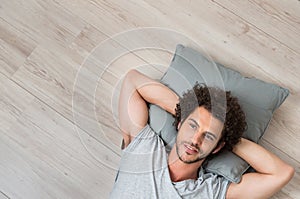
[184,143,199,155]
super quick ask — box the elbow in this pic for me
[126,69,140,79]
[122,69,140,89]
[286,165,295,182]
[280,164,295,186]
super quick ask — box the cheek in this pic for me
[177,125,186,136]
[180,124,195,134]
[203,141,219,153]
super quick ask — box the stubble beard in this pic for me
[175,139,208,164]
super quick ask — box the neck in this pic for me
[168,146,204,182]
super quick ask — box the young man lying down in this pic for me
[110,69,294,199]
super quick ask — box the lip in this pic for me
[184,143,199,154]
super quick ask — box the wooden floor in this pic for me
[0,0,299,198]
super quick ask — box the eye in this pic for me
[189,123,197,130]
[204,133,215,141]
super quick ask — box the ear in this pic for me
[177,121,182,130]
[212,142,225,154]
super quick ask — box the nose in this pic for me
[191,131,203,146]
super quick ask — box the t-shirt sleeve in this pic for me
[110,124,180,199]
[211,175,231,199]
[201,172,230,199]
[123,124,163,153]
[117,124,167,174]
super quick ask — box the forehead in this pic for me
[187,106,224,137]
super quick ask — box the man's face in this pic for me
[175,106,224,164]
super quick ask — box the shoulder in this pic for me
[123,124,165,153]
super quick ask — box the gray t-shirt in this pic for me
[110,124,230,199]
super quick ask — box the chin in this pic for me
[179,154,205,164]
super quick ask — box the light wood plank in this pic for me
[9,23,165,154]
[262,93,300,161]
[270,191,294,199]
[0,72,35,132]
[214,0,300,54]
[0,18,37,77]
[55,1,299,92]
[0,0,86,54]
[0,63,118,198]
[55,0,176,74]
[55,0,171,36]
[0,98,120,199]
[10,43,123,153]
[57,0,300,92]
[0,0,84,39]
[143,0,300,92]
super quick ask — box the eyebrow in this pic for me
[188,118,218,140]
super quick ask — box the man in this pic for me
[110,69,294,198]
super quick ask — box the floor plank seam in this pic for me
[0,190,10,199]
[6,76,121,158]
[0,16,39,51]
[262,138,299,165]
[211,0,300,55]
[1,0,123,157]
[0,71,10,80]
[52,0,173,72]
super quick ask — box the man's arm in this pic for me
[226,138,295,199]
[118,69,179,148]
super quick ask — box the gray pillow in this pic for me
[148,44,289,183]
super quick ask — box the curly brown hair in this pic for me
[173,83,247,152]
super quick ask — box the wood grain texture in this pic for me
[0,18,36,77]
[1,0,299,198]
[213,0,300,53]
[0,98,119,199]
[57,0,300,93]
[263,94,300,162]
[0,73,35,132]
[0,0,85,49]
